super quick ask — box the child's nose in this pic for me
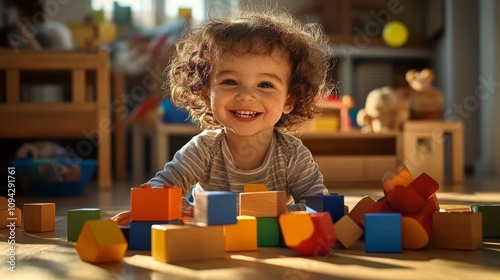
[236,87,256,101]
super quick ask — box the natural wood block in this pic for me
[0,196,22,228]
[194,191,237,225]
[348,196,376,227]
[334,215,363,248]
[257,217,280,247]
[224,216,257,251]
[432,212,483,250]
[279,212,336,255]
[471,204,500,238]
[76,220,127,264]
[243,184,268,192]
[382,164,414,194]
[130,184,182,221]
[67,208,101,242]
[305,193,345,223]
[23,203,55,232]
[239,191,287,217]
[152,224,225,263]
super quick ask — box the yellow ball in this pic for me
[382,21,409,47]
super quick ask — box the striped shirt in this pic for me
[147,129,328,211]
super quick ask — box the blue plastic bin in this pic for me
[9,158,97,196]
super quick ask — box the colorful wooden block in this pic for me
[279,211,336,255]
[130,184,182,221]
[381,164,413,195]
[334,214,363,248]
[129,220,182,250]
[23,203,55,232]
[1,196,21,228]
[364,213,402,253]
[471,204,500,237]
[152,224,225,263]
[67,208,101,242]
[243,184,268,192]
[257,217,280,247]
[406,172,439,200]
[239,191,287,217]
[385,185,427,215]
[401,215,432,249]
[432,212,483,250]
[224,215,257,251]
[194,191,237,225]
[76,220,127,264]
[306,193,345,223]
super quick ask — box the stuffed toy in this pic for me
[406,68,444,120]
[356,86,408,133]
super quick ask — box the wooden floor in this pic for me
[1,177,500,280]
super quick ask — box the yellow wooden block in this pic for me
[224,216,257,251]
[432,212,483,250]
[152,224,225,263]
[278,212,314,247]
[76,220,127,264]
[401,216,429,249]
[334,215,363,248]
[23,203,55,232]
[239,191,287,217]
[243,184,269,192]
[382,164,414,194]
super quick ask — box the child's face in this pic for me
[206,49,293,137]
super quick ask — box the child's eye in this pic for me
[221,79,238,85]
[258,82,274,88]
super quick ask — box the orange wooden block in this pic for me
[130,184,182,221]
[76,220,127,264]
[334,214,363,248]
[224,216,258,251]
[432,212,483,250]
[23,203,55,232]
[239,191,287,217]
[382,164,413,194]
[152,224,225,263]
[401,215,431,249]
[0,196,21,228]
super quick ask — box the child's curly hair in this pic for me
[165,7,335,132]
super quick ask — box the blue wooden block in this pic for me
[129,220,181,250]
[364,213,402,253]
[306,193,344,223]
[194,191,237,225]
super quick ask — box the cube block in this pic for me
[432,212,483,250]
[306,193,345,223]
[23,203,55,232]
[257,217,280,247]
[129,220,181,250]
[152,224,224,263]
[239,191,287,217]
[471,204,500,237]
[130,184,182,221]
[224,215,257,251]
[334,215,363,248]
[67,208,101,242]
[364,213,402,253]
[381,164,413,194]
[76,220,127,264]
[194,191,237,225]
[243,184,268,192]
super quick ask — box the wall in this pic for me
[41,0,90,24]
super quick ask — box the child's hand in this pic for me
[183,203,194,217]
[111,210,131,226]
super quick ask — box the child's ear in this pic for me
[283,97,294,114]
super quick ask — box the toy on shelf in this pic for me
[356,86,408,133]
[406,68,445,120]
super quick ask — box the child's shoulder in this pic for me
[274,130,304,150]
[192,129,225,146]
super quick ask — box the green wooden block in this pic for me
[257,217,279,247]
[471,204,500,238]
[67,208,101,241]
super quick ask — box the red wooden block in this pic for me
[406,173,439,200]
[386,185,427,215]
[292,212,337,255]
[130,184,182,221]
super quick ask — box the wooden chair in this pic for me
[0,49,112,189]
